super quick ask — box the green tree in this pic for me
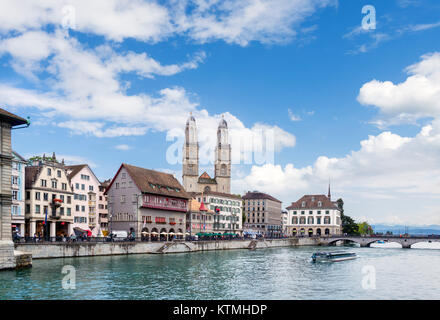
[337,198,359,235]
[358,222,374,235]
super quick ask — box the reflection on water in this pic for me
[1,246,440,300]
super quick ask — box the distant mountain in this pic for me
[372,224,440,235]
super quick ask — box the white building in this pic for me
[11,151,26,236]
[190,191,242,235]
[285,194,341,237]
[66,164,102,233]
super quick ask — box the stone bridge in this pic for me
[317,235,440,248]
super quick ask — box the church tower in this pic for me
[182,113,199,192]
[214,115,231,193]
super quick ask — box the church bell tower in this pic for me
[182,113,199,192]
[214,115,231,193]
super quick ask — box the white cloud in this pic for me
[0,0,335,46]
[288,109,302,122]
[173,0,336,46]
[358,52,440,124]
[114,144,132,151]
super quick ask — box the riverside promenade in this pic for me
[14,237,319,259]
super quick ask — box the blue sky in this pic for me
[1,0,440,225]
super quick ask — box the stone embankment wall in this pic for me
[15,237,319,259]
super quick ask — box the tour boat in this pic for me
[311,251,357,263]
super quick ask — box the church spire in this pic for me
[328,179,331,200]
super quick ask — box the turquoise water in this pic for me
[1,246,440,299]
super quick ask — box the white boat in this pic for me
[311,251,357,262]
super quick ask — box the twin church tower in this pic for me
[182,114,231,194]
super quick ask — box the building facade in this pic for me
[182,115,231,194]
[285,194,342,236]
[98,179,110,233]
[186,199,214,235]
[190,191,242,235]
[25,155,74,238]
[106,163,190,239]
[242,191,283,237]
[0,109,28,270]
[11,151,26,237]
[65,164,101,233]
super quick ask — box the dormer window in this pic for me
[311,197,315,202]
[301,201,306,208]
[318,201,322,207]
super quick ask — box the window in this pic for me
[81,206,85,212]
[25,204,30,214]
[324,217,331,224]
[41,180,47,187]
[43,193,49,201]
[122,173,126,179]
[60,207,64,216]
[81,184,85,190]
[57,170,61,178]
[89,185,93,191]
[12,190,18,200]
[293,211,297,215]
[318,201,322,207]
[62,183,67,190]
[35,192,40,200]
[309,211,313,215]
[26,191,30,200]
[317,210,321,215]
[301,201,306,208]
[76,183,79,189]
[67,208,71,216]
[52,181,57,189]
[76,205,80,212]
[115,183,119,189]
[121,195,126,203]
[47,168,51,176]
[35,205,41,214]
[325,210,330,214]
[12,176,18,185]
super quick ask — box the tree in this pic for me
[337,198,359,235]
[358,222,374,235]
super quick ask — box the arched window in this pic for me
[308,216,314,224]
[300,217,306,224]
[324,217,331,224]
[292,217,298,224]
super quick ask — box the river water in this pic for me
[1,245,440,300]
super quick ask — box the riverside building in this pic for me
[25,154,74,238]
[186,198,214,235]
[242,191,283,237]
[11,151,26,237]
[65,164,102,233]
[190,191,242,235]
[285,190,342,236]
[98,179,110,232]
[106,163,190,240]
[0,108,29,270]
